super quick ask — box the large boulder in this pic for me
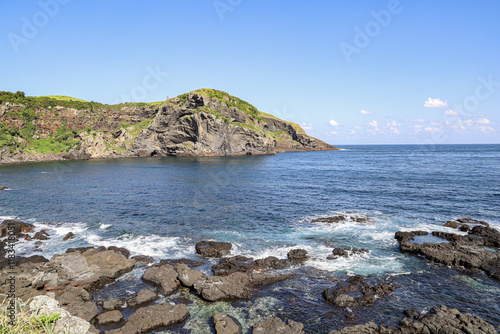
[252,317,305,334]
[193,272,294,302]
[102,298,125,311]
[29,295,91,334]
[195,241,232,257]
[105,303,189,334]
[175,263,204,287]
[311,214,370,224]
[56,286,98,322]
[142,263,180,295]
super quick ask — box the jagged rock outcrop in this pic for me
[395,223,500,281]
[328,305,497,334]
[1,89,337,163]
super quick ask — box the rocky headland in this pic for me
[0,89,337,164]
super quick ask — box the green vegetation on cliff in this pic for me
[178,88,265,122]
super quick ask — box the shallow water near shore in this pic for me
[1,144,500,332]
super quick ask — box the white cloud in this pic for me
[444,109,459,116]
[369,120,379,128]
[386,120,400,127]
[329,119,339,126]
[414,125,423,133]
[349,130,356,134]
[424,97,448,108]
[464,120,474,127]
[330,131,338,135]
[425,127,439,133]
[355,126,363,130]
[360,109,372,115]
[413,118,426,123]
[391,127,400,134]
[477,118,491,125]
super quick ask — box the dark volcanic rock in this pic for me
[159,258,204,267]
[127,289,158,307]
[327,247,369,260]
[56,286,98,322]
[311,214,370,224]
[142,263,180,295]
[0,219,35,238]
[96,310,123,326]
[329,305,497,334]
[195,241,232,257]
[131,255,154,265]
[212,255,255,276]
[252,317,305,334]
[107,246,130,258]
[287,249,309,261]
[395,223,500,281]
[63,232,75,240]
[0,186,8,190]
[323,276,395,308]
[193,272,294,302]
[33,230,50,240]
[105,303,189,334]
[394,230,428,242]
[213,312,242,334]
[253,256,290,270]
[102,298,125,311]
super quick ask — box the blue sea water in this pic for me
[1,144,500,333]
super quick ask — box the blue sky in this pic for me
[1,0,499,145]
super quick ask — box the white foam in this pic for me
[33,222,88,237]
[86,233,188,258]
[99,224,112,230]
[0,215,18,221]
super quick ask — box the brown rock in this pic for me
[97,310,123,326]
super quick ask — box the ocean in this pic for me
[1,144,499,333]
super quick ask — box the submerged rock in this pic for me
[213,312,242,334]
[105,303,189,334]
[195,240,232,257]
[0,186,9,190]
[323,276,396,308]
[159,257,204,267]
[311,214,370,224]
[252,317,305,334]
[327,247,369,260]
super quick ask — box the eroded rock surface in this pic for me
[252,317,305,334]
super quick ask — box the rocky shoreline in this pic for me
[1,217,499,334]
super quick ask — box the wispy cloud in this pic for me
[477,118,491,125]
[369,120,379,128]
[424,97,448,108]
[301,123,314,131]
[360,109,372,115]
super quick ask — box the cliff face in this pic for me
[0,89,337,163]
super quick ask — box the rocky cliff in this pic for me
[0,89,337,163]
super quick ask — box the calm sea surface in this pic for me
[1,144,499,333]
